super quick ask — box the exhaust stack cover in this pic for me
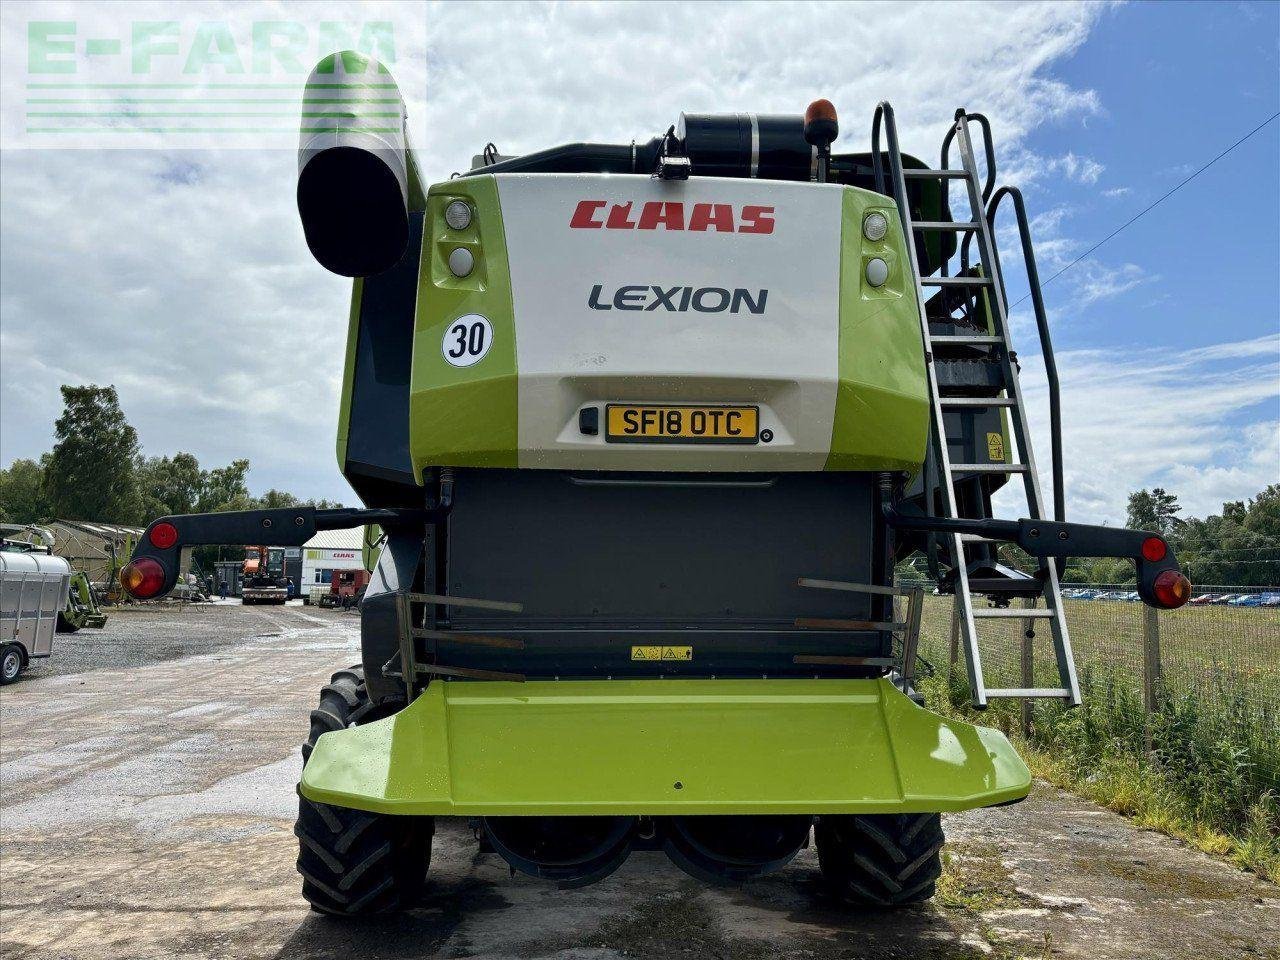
[297,52,411,277]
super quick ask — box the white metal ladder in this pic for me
[876,104,1081,709]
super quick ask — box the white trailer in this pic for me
[300,529,367,604]
[0,551,72,683]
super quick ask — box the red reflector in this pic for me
[120,558,167,599]
[1153,570,1191,609]
[1141,536,1167,562]
[149,521,178,550]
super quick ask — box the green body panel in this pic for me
[334,278,364,472]
[408,176,518,475]
[826,188,930,472]
[300,678,1030,816]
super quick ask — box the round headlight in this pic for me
[448,247,474,278]
[863,212,889,242]
[865,257,889,287]
[444,200,472,231]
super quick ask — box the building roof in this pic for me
[54,520,145,541]
[303,527,367,551]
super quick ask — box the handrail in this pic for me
[870,103,890,199]
[984,185,1065,526]
[942,110,996,202]
[872,101,942,574]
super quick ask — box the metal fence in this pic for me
[908,585,1280,795]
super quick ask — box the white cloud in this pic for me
[1102,186,1131,198]
[1,0,1124,503]
[1069,260,1153,308]
[1000,149,1106,190]
[994,334,1280,526]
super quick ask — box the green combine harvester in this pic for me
[122,54,1192,912]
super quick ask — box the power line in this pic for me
[1012,110,1280,307]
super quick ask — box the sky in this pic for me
[0,0,1277,526]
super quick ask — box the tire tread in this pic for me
[816,813,944,908]
[295,665,430,916]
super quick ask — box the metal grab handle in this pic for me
[871,102,891,199]
[984,185,1065,526]
[942,110,996,203]
[946,112,997,281]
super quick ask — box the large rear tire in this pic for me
[296,666,432,916]
[815,814,943,907]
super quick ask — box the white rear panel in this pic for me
[496,174,845,470]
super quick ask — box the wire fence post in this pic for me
[947,596,961,680]
[1020,597,1036,738]
[1142,605,1162,752]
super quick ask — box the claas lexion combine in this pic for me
[121,54,1191,911]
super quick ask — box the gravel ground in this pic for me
[22,600,352,678]
[1,604,1277,960]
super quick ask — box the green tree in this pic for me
[43,385,140,522]
[136,452,204,520]
[1168,485,1280,587]
[0,456,53,523]
[197,458,253,513]
[256,489,301,509]
[1126,487,1184,535]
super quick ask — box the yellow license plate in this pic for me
[605,405,759,444]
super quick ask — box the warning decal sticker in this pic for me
[630,646,694,661]
[986,432,1005,461]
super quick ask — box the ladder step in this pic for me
[951,462,1028,474]
[930,335,1003,346]
[985,687,1073,699]
[939,396,1017,407]
[922,276,993,288]
[913,221,980,231]
[972,608,1056,619]
[903,168,969,180]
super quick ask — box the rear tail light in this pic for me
[1152,569,1191,609]
[1141,536,1167,562]
[120,558,167,599]
[148,521,178,550]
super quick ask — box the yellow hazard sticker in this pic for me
[630,645,693,661]
[986,432,1005,461]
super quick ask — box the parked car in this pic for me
[1261,595,1280,607]
[1187,593,1217,605]
[1230,594,1264,607]
[1209,594,1241,605]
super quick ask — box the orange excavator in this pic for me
[240,545,288,605]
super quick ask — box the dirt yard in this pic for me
[1,603,1276,959]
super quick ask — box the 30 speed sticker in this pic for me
[442,314,493,367]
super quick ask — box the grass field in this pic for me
[913,594,1280,882]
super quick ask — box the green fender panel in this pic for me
[300,678,1030,816]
